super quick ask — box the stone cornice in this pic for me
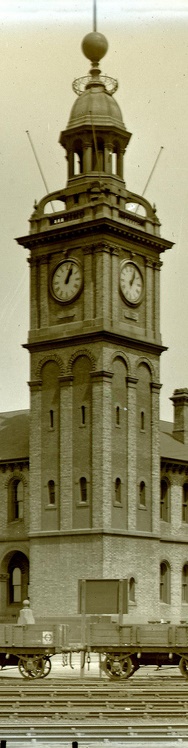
[127,376,138,386]
[161,459,188,473]
[58,375,74,385]
[17,217,173,254]
[29,529,161,539]
[151,382,162,392]
[28,379,42,390]
[0,459,29,472]
[91,370,113,381]
[23,329,167,356]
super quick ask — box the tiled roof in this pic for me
[0,410,187,466]
[0,410,29,461]
[160,420,188,462]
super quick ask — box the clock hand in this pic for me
[65,265,73,284]
[130,269,135,286]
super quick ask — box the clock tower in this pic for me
[18,27,173,620]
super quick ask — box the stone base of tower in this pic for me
[29,533,161,623]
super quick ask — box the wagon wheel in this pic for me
[103,654,133,680]
[40,655,52,678]
[179,657,188,679]
[18,655,45,679]
[18,656,32,679]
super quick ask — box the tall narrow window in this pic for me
[160,479,170,522]
[8,552,29,605]
[129,577,135,602]
[141,410,145,430]
[80,477,87,502]
[160,480,170,522]
[50,409,54,428]
[115,477,121,503]
[182,484,188,523]
[8,478,24,522]
[12,567,22,603]
[74,152,82,175]
[81,405,86,425]
[160,561,170,604]
[48,480,55,505]
[139,481,146,506]
[111,151,117,175]
[182,564,188,603]
[116,406,120,425]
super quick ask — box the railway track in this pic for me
[2,741,188,748]
[0,674,188,736]
[1,737,188,748]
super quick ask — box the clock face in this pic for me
[120,261,144,305]
[51,260,83,303]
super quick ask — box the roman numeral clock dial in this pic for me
[51,260,83,303]
[120,260,144,305]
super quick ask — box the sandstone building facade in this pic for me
[0,26,188,623]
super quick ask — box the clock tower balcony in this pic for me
[28,185,161,238]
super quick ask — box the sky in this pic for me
[0,0,188,420]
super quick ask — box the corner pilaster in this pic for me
[151,381,162,533]
[28,379,42,532]
[127,376,138,531]
[59,375,73,530]
[91,370,113,529]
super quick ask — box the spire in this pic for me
[93,0,97,32]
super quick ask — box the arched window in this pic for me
[116,406,120,426]
[74,144,83,175]
[80,477,87,502]
[182,484,188,523]
[129,577,135,602]
[160,561,170,604]
[8,552,29,606]
[50,409,54,428]
[12,567,21,603]
[8,478,24,522]
[160,479,170,522]
[48,480,55,505]
[139,481,146,506]
[125,201,147,217]
[111,150,117,175]
[182,564,188,603]
[115,477,121,503]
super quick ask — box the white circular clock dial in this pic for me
[120,261,143,305]
[51,260,82,302]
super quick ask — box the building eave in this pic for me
[16,217,173,255]
[23,328,167,357]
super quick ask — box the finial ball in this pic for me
[82,31,108,63]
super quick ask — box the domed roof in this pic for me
[67,83,125,132]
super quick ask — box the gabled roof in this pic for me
[0,410,29,462]
[160,420,188,463]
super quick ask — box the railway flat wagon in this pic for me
[0,623,62,678]
[60,616,188,680]
[0,580,188,680]
[1,618,188,680]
